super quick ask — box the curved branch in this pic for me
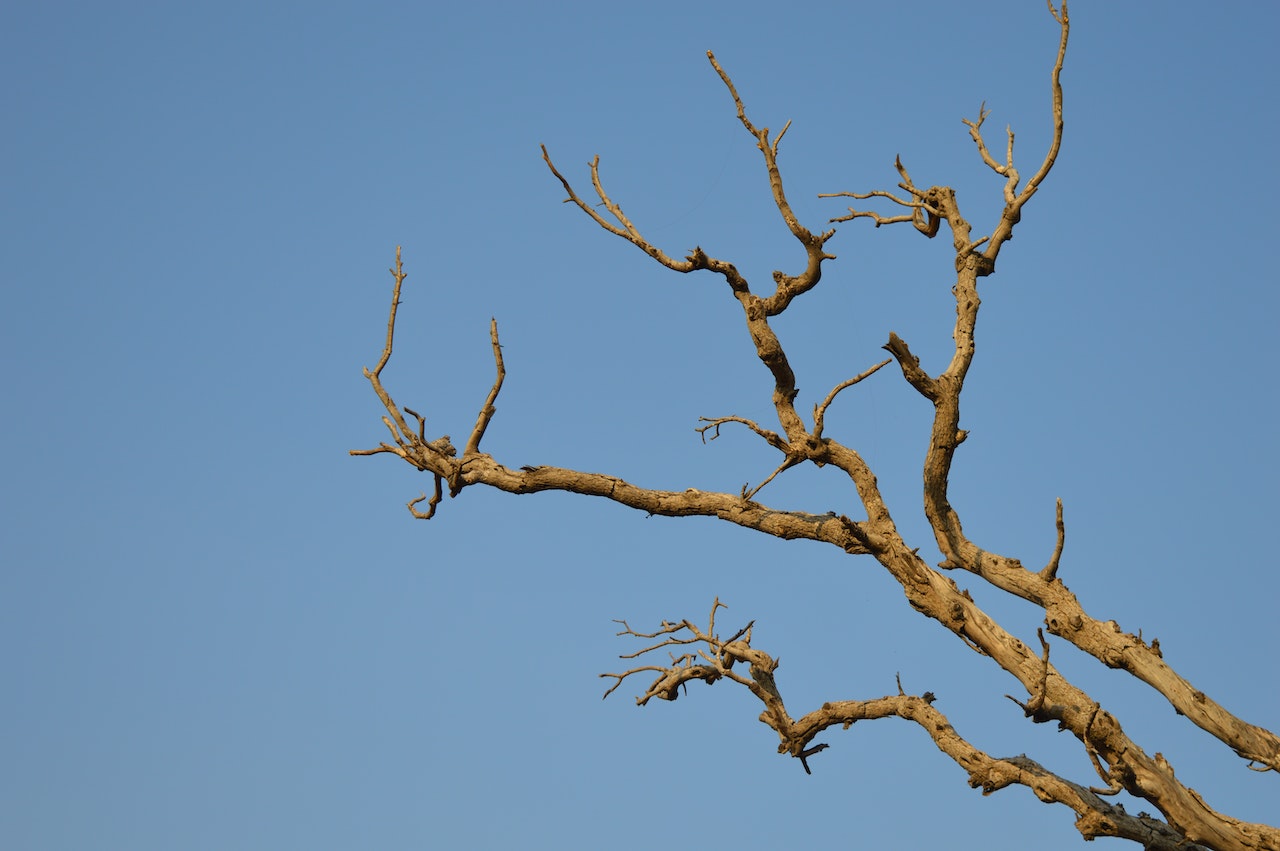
[356,5,1279,843]
[977,0,1070,265]
[812,358,891,439]
[696,415,787,451]
[1040,497,1065,581]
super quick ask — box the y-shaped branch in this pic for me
[820,156,941,236]
[705,52,836,310]
[351,246,416,451]
[541,146,697,274]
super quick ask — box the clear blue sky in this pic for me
[4,2,1277,848]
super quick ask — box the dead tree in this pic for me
[352,4,1278,848]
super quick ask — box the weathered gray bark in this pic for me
[353,4,1278,847]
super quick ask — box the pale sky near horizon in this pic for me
[4,2,1277,848]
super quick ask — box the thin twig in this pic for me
[745,456,802,501]
[696,415,787,451]
[407,475,444,519]
[1040,498,1065,581]
[464,318,505,457]
[813,358,891,438]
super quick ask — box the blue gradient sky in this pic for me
[4,2,1277,848]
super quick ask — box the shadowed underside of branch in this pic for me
[353,3,1278,848]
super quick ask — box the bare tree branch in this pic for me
[355,3,1279,846]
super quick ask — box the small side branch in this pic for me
[351,249,469,518]
[1040,498,1065,581]
[1027,0,1070,198]
[357,246,416,446]
[882,332,938,400]
[408,476,445,520]
[1006,629,1061,723]
[463,318,505,457]
[696,415,787,452]
[813,358,891,438]
[541,147,754,299]
[820,156,940,237]
[541,145,694,273]
[744,455,803,501]
[601,600,749,702]
[694,414,800,499]
[602,604,1219,848]
[371,247,405,379]
[962,101,1020,204]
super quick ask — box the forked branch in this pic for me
[356,2,1279,845]
[350,255,876,555]
[604,602,1219,850]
